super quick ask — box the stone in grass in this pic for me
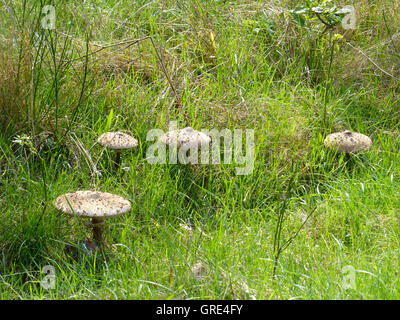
[54,190,131,251]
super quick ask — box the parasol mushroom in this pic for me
[324,130,372,159]
[159,126,211,164]
[54,190,131,250]
[98,131,138,169]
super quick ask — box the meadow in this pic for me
[0,0,399,299]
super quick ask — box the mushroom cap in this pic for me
[54,190,131,219]
[159,127,211,149]
[324,130,372,153]
[98,131,138,150]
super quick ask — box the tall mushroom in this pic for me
[324,130,372,157]
[98,131,138,170]
[54,190,131,250]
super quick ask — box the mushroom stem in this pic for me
[91,217,105,245]
[115,151,121,170]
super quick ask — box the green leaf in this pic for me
[105,108,114,132]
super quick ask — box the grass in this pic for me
[0,0,400,299]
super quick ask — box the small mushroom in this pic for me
[191,261,207,281]
[159,126,210,151]
[54,190,131,250]
[324,130,372,156]
[98,131,138,169]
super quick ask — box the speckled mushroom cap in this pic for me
[159,127,211,149]
[324,130,372,153]
[54,191,131,218]
[98,132,138,150]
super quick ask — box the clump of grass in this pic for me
[0,1,92,148]
[0,31,32,132]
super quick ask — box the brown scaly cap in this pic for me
[54,190,131,218]
[98,132,138,150]
[324,130,372,153]
[159,127,211,149]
